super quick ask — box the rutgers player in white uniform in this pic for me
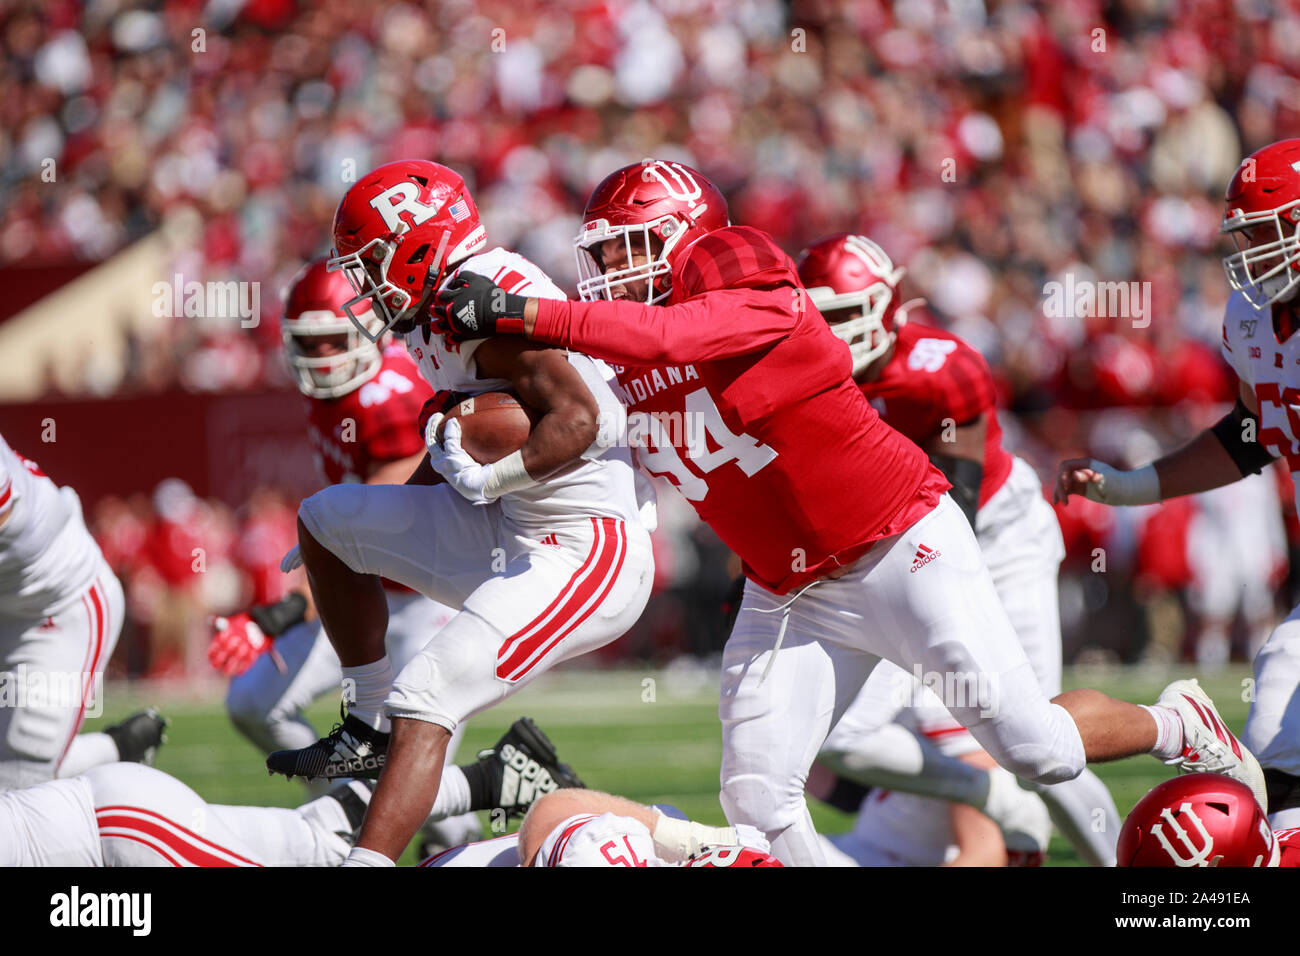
[267,160,653,866]
[817,684,1049,867]
[799,234,1121,865]
[1058,138,1300,829]
[0,435,164,790]
[421,789,781,867]
[0,762,363,866]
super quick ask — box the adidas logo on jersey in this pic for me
[498,742,560,807]
[910,544,941,572]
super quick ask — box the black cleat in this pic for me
[105,708,168,765]
[477,717,585,818]
[266,713,389,781]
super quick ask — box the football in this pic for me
[435,391,540,464]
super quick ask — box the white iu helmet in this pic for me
[796,233,908,376]
[281,258,383,399]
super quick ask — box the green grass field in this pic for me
[80,663,1256,866]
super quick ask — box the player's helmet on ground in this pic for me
[796,234,907,376]
[1221,138,1300,311]
[574,159,729,304]
[679,845,784,867]
[328,160,487,340]
[1117,775,1278,867]
[281,258,383,399]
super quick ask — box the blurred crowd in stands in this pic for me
[5,0,1299,673]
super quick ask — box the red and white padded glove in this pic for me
[208,612,273,677]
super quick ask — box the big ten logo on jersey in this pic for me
[358,368,414,407]
[626,387,776,502]
[908,338,958,372]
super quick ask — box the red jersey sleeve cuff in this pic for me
[531,298,568,345]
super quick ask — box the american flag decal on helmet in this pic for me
[448,199,470,222]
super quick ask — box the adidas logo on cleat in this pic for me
[499,742,560,808]
[327,753,385,776]
[910,544,941,573]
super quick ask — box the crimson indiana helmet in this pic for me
[1117,775,1278,867]
[281,258,383,399]
[796,233,908,377]
[574,159,729,304]
[328,160,487,340]
[1221,138,1300,311]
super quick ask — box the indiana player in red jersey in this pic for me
[1058,139,1300,831]
[797,234,1121,865]
[206,258,482,847]
[437,159,1266,865]
[270,161,653,867]
[1117,775,1288,867]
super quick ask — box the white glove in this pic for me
[280,545,302,573]
[425,415,497,505]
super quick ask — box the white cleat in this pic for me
[985,766,1052,863]
[1155,678,1268,812]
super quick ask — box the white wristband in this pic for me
[341,847,395,867]
[651,811,737,862]
[1083,460,1162,506]
[482,449,537,499]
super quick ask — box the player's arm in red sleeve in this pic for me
[918,347,993,529]
[522,288,797,366]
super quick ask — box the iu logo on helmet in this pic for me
[1151,803,1223,867]
[640,161,705,211]
[369,182,446,234]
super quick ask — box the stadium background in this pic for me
[0,0,1296,863]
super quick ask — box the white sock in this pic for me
[1141,704,1183,760]
[341,846,395,867]
[430,765,472,820]
[57,733,120,777]
[342,658,393,732]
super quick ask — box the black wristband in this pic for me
[249,592,308,638]
[1210,399,1276,477]
[930,453,983,530]
[819,775,873,814]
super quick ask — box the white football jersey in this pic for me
[830,708,982,867]
[418,833,521,867]
[535,811,660,867]
[1221,291,1300,512]
[0,433,103,619]
[402,248,652,531]
[0,776,102,866]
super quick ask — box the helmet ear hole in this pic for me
[407,243,430,265]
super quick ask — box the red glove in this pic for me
[208,612,273,677]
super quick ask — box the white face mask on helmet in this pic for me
[282,307,384,399]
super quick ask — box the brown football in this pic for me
[435,391,540,464]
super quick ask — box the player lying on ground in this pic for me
[435,159,1266,865]
[0,431,167,790]
[208,257,477,852]
[1057,138,1300,831]
[421,788,780,867]
[0,716,573,865]
[266,160,655,868]
[1116,775,1298,867]
[808,660,1050,867]
[797,233,1120,866]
